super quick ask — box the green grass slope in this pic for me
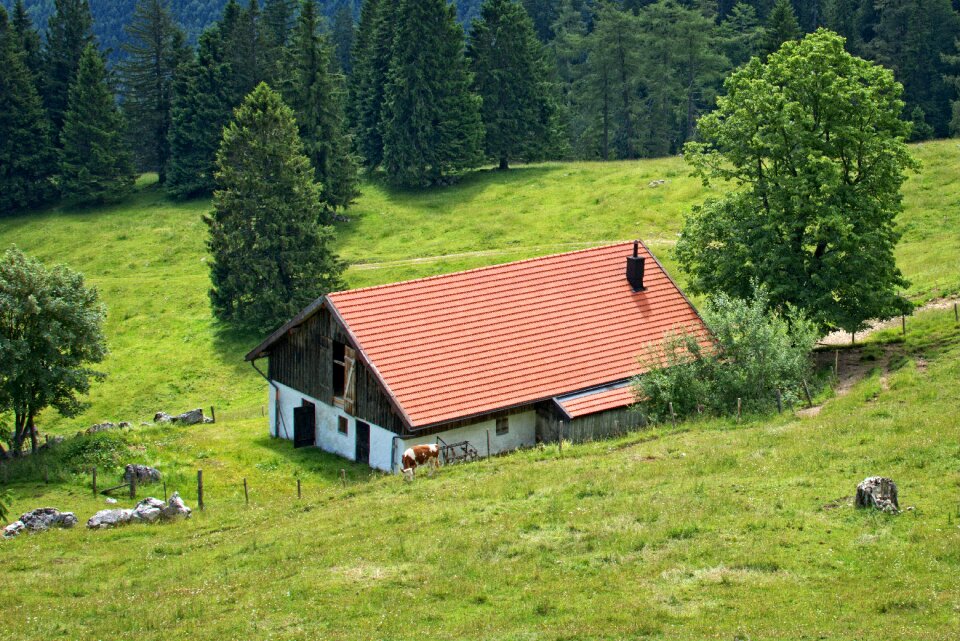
[1,308,959,640]
[1,140,957,432]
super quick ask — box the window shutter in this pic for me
[343,346,357,414]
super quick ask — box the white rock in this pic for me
[87,509,134,529]
[3,521,25,538]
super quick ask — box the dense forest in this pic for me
[2,0,960,215]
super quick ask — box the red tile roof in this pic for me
[325,241,709,428]
[555,383,636,419]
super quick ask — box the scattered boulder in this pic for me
[123,464,161,484]
[86,493,192,529]
[648,179,667,188]
[855,476,900,514]
[3,508,78,538]
[105,497,117,504]
[154,409,211,425]
[118,421,132,429]
[86,422,116,434]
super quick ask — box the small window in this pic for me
[338,416,349,435]
[496,417,509,436]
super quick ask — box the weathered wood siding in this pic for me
[536,402,648,444]
[267,305,404,434]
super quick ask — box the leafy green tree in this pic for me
[11,0,43,83]
[166,28,233,198]
[120,0,190,183]
[677,30,916,335]
[0,246,107,455]
[468,0,554,170]
[42,0,95,139]
[282,0,359,213]
[60,44,136,204]
[380,0,484,186]
[0,6,58,213]
[760,0,801,56]
[633,286,818,421]
[207,83,344,331]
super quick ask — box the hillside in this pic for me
[1,143,959,639]
[0,140,957,433]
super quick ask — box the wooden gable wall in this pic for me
[267,306,405,434]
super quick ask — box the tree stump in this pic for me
[855,476,900,513]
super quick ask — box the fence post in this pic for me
[776,389,783,414]
[558,421,564,454]
[737,398,742,422]
[669,402,676,427]
[43,466,49,484]
[955,302,958,322]
[129,474,136,499]
[486,430,491,459]
[340,469,346,487]
[243,478,249,506]
[297,478,301,499]
[197,469,204,510]
[902,315,906,335]
[211,406,216,423]
[163,480,167,502]
[834,350,840,378]
[92,466,97,496]
[802,379,813,407]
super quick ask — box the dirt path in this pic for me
[817,297,959,346]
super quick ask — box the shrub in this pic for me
[634,286,818,421]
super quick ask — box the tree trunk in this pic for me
[498,157,509,171]
[28,414,38,454]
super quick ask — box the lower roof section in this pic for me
[554,381,636,419]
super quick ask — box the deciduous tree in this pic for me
[677,30,916,334]
[0,247,107,455]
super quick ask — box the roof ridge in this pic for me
[329,240,640,298]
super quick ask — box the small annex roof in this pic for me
[554,382,636,420]
[247,241,709,428]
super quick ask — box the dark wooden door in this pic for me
[355,420,370,464]
[293,402,316,448]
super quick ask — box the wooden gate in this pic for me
[293,402,316,448]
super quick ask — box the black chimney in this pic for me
[626,241,646,291]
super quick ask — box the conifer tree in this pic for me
[262,0,297,82]
[43,0,95,139]
[60,44,136,204]
[207,83,344,332]
[222,0,264,105]
[282,0,359,214]
[349,0,395,169]
[381,0,484,185]
[0,6,58,213]
[760,0,801,56]
[166,28,234,198]
[120,0,190,183]
[330,3,355,74]
[11,0,43,83]
[468,0,554,170]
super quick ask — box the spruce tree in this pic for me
[207,82,344,332]
[11,0,43,83]
[222,0,264,105]
[330,3,355,74]
[0,6,58,213]
[43,0,95,139]
[60,44,135,204]
[381,0,484,186]
[468,0,554,170]
[349,0,395,170]
[166,28,234,198]
[761,0,801,56]
[261,0,297,82]
[283,0,359,214]
[120,0,190,183]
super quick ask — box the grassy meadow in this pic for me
[1,140,959,639]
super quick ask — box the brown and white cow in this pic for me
[401,444,440,480]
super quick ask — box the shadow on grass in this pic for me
[250,434,378,483]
